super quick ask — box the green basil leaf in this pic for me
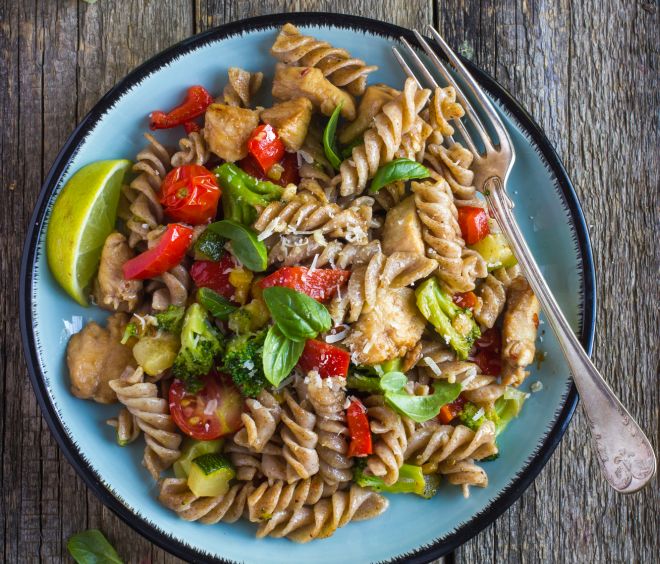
[385,381,462,423]
[263,325,305,386]
[340,135,363,160]
[262,286,332,341]
[323,102,344,170]
[197,288,238,320]
[207,219,267,272]
[369,158,431,193]
[380,371,407,393]
[67,530,123,564]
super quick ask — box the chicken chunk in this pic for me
[338,84,399,144]
[272,64,356,121]
[204,103,259,162]
[501,277,540,386]
[381,196,425,256]
[66,313,135,403]
[344,287,426,365]
[93,232,142,312]
[260,97,313,152]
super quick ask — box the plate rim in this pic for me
[19,12,596,564]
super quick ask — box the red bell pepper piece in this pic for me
[239,152,300,187]
[190,253,237,300]
[298,339,350,378]
[123,224,193,280]
[438,394,467,424]
[469,327,502,376]
[259,266,350,302]
[149,85,214,131]
[457,206,490,245]
[184,121,201,134]
[453,291,478,310]
[160,164,221,225]
[247,124,285,174]
[346,398,372,457]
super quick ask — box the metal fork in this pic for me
[394,26,656,493]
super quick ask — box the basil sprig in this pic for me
[197,288,237,320]
[207,219,267,272]
[263,325,306,386]
[323,102,344,170]
[262,286,331,341]
[369,158,431,193]
[67,530,123,564]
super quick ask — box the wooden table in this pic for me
[1,1,657,562]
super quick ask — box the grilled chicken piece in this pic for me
[66,313,135,403]
[272,64,356,121]
[260,97,313,152]
[344,287,426,365]
[338,84,399,145]
[222,67,263,107]
[501,277,540,386]
[381,196,425,256]
[204,103,259,162]
[93,232,142,312]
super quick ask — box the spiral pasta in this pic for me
[224,437,264,481]
[119,133,170,249]
[280,389,320,482]
[222,67,263,108]
[171,131,210,167]
[305,373,353,486]
[335,78,431,196]
[234,390,282,453]
[426,86,465,145]
[364,395,408,485]
[473,274,506,329]
[412,178,487,292]
[146,264,191,311]
[108,367,182,480]
[256,484,388,542]
[271,23,377,96]
[439,459,489,495]
[159,478,251,523]
[425,142,481,207]
[106,407,140,446]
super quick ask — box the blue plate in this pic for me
[20,13,595,564]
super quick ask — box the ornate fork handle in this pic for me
[484,176,656,492]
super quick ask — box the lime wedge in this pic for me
[46,159,132,306]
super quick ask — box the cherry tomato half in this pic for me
[190,253,237,300]
[470,328,502,376]
[122,223,193,280]
[457,206,490,245]
[169,372,244,440]
[259,266,350,302]
[239,152,299,187]
[298,339,350,378]
[453,291,478,310]
[160,164,221,225]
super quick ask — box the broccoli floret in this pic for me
[194,229,226,261]
[227,299,270,334]
[155,305,185,334]
[215,163,284,225]
[415,278,480,360]
[458,401,488,431]
[458,388,528,436]
[172,303,224,390]
[222,329,268,397]
[121,322,139,345]
[354,461,440,499]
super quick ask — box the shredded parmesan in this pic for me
[312,230,327,247]
[62,316,83,337]
[472,407,485,421]
[363,340,373,354]
[257,218,284,241]
[309,254,319,273]
[204,398,218,416]
[423,356,442,376]
[461,374,476,389]
[530,381,543,393]
[325,327,348,343]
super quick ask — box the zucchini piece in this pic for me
[187,453,235,497]
[173,438,224,479]
[469,232,517,271]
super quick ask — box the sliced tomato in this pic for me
[160,164,221,225]
[457,206,490,245]
[190,253,237,300]
[438,394,467,424]
[247,124,285,174]
[346,398,372,457]
[259,266,350,302]
[123,223,193,280]
[169,372,244,440]
[239,151,299,187]
[453,291,478,310]
[298,339,350,378]
[470,327,502,376]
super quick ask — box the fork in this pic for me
[394,26,656,493]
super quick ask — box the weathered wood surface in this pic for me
[1,0,657,562]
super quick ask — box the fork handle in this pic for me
[484,176,656,493]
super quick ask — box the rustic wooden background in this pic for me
[1,0,657,562]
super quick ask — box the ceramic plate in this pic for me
[20,12,595,564]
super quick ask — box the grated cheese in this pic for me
[312,230,327,247]
[204,398,218,416]
[309,254,319,273]
[63,316,83,337]
[363,340,373,354]
[530,381,543,393]
[423,356,442,376]
[472,407,485,421]
[461,374,476,388]
[325,327,348,343]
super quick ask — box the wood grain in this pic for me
[1,0,657,562]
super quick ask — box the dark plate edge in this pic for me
[19,12,596,564]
